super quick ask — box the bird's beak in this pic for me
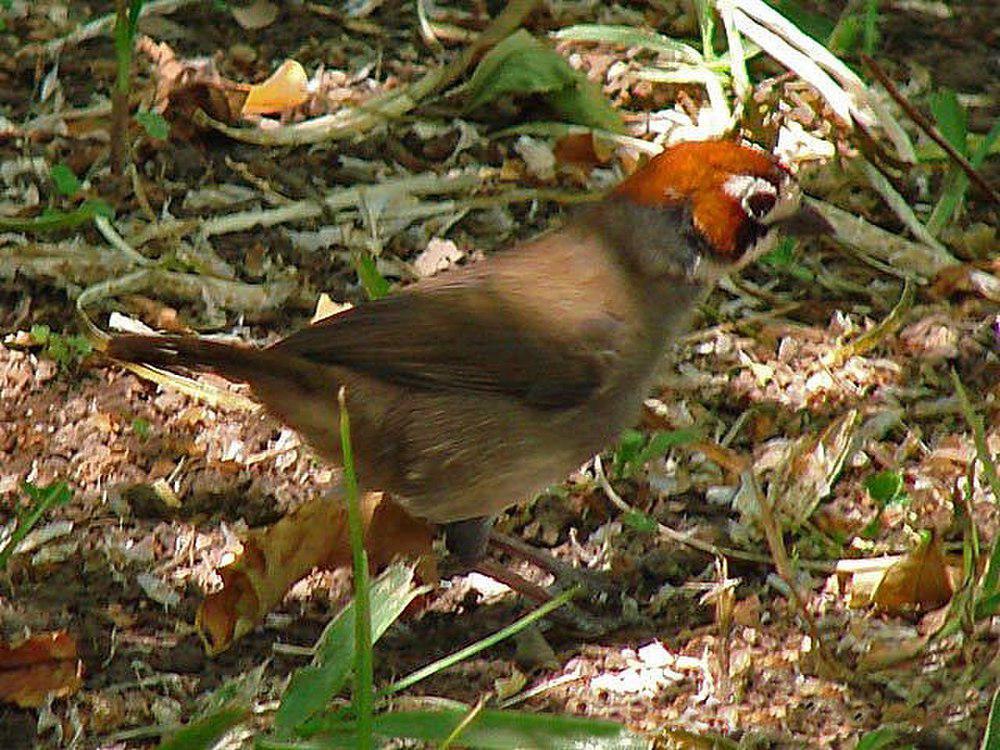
[777,201,833,237]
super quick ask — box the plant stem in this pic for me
[338,387,373,749]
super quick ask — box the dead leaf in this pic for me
[413,238,465,278]
[312,294,353,323]
[242,60,309,116]
[0,632,83,708]
[736,410,857,533]
[857,633,928,671]
[196,493,434,654]
[872,533,955,614]
[231,0,279,30]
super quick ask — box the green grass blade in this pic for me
[383,586,579,696]
[274,564,424,732]
[337,387,373,749]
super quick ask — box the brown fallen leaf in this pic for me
[231,0,279,30]
[242,60,310,116]
[872,532,955,614]
[197,492,435,654]
[0,632,83,708]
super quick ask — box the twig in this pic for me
[20,0,200,58]
[806,197,958,277]
[861,54,1000,206]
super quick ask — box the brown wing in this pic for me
[269,278,620,411]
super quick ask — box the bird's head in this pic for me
[613,140,830,277]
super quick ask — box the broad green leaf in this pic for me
[50,163,80,196]
[634,428,701,467]
[377,709,650,749]
[136,110,170,140]
[856,727,902,750]
[929,90,968,155]
[864,470,905,507]
[622,510,657,533]
[157,664,265,750]
[158,707,248,750]
[355,252,390,300]
[275,564,423,733]
[263,708,651,749]
[982,687,1000,750]
[464,30,623,132]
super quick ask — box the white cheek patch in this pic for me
[723,173,801,225]
[722,174,776,203]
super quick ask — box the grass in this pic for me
[0,482,73,571]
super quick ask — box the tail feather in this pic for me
[107,334,273,384]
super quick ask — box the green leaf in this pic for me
[856,727,901,750]
[274,564,423,733]
[157,707,248,750]
[157,664,264,750]
[612,428,700,479]
[622,510,658,533]
[355,253,391,301]
[50,163,81,196]
[0,200,113,233]
[766,0,835,43]
[274,708,650,749]
[0,481,72,570]
[611,428,646,478]
[135,110,170,140]
[981,687,1000,750]
[464,30,623,132]
[862,0,880,55]
[379,709,649,749]
[863,470,905,507]
[631,428,701,471]
[30,324,52,344]
[976,591,1000,619]
[132,417,151,440]
[929,89,968,155]
[21,481,72,508]
[927,117,1000,234]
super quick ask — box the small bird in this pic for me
[108,140,829,564]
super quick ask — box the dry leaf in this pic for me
[231,0,279,30]
[312,293,353,323]
[0,632,83,708]
[736,410,857,533]
[242,60,309,116]
[197,493,434,653]
[413,238,464,278]
[872,533,954,614]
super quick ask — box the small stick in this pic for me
[861,54,999,206]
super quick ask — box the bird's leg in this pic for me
[489,531,614,597]
[444,516,494,564]
[444,517,553,603]
[445,517,611,599]
[443,518,621,637]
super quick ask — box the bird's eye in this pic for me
[745,191,777,221]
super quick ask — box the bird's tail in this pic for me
[106,334,277,384]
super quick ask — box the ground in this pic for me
[0,0,998,748]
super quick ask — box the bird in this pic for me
[107,140,830,568]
